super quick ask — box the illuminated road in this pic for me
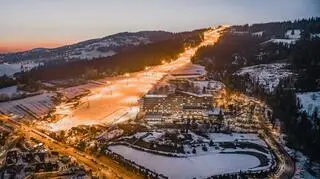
[2,117,141,179]
[48,26,228,131]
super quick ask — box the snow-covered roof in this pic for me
[177,90,213,97]
[145,94,168,98]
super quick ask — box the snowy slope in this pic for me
[0,62,41,76]
[0,93,55,119]
[296,91,320,116]
[235,63,293,93]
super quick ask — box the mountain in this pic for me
[0,31,173,63]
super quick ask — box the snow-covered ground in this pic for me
[0,62,40,76]
[65,35,150,60]
[311,33,320,39]
[98,129,124,140]
[58,82,103,99]
[0,86,20,97]
[279,134,320,179]
[262,39,297,47]
[296,91,320,116]
[235,63,293,93]
[207,133,268,147]
[285,29,301,39]
[251,31,264,37]
[192,80,225,92]
[109,145,264,179]
[0,93,55,119]
[170,63,206,78]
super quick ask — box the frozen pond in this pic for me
[109,145,262,179]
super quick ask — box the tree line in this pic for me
[14,30,204,82]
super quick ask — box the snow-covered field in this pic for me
[285,29,301,39]
[311,33,320,39]
[58,82,103,99]
[207,133,267,147]
[65,34,150,60]
[0,93,55,119]
[0,62,40,76]
[235,63,293,93]
[262,39,297,47]
[296,91,320,116]
[0,86,20,97]
[109,145,264,179]
[192,80,225,92]
[170,63,206,78]
[251,31,264,37]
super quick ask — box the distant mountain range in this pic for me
[0,31,173,63]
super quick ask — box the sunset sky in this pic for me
[1,0,319,53]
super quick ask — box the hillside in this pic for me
[0,31,173,63]
[191,18,320,163]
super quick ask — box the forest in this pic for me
[191,18,320,161]
[12,29,205,83]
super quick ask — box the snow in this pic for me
[285,29,301,39]
[296,91,320,116]
[109,145,262,179]
[192,80,225,92]
[133,131,165,142]
[235,63,293,93]
[68,50,116,60]
[145,94,167,98]
[0,93,55,119]
[262,39,297,47]
[0,62,40,76]
[58,82,102,99]
[0,86,20,97]
[207,133,267,147]
[98,129,124,140]
[66,35,150,60]
[251,31,264,37]
[311,33,320,39]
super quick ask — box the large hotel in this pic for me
[140,67,224,123]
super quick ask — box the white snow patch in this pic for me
[0,62,40,76]
[285,29,301,39]
[109,145,262,179]
[235,63,293,93]
[0,86,20,97]
[296,91,320,116]
[251,31,264,37]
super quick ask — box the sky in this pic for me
[1,0,320,52]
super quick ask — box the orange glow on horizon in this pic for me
[0,40,77,53]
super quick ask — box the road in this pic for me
[2,117,141,179]
[47,25,228,131]
[261,116,295,178]
[222,95,295,178]
[1,26,228,178]
[253,102,295,179]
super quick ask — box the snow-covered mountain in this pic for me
[0,31,173,62]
